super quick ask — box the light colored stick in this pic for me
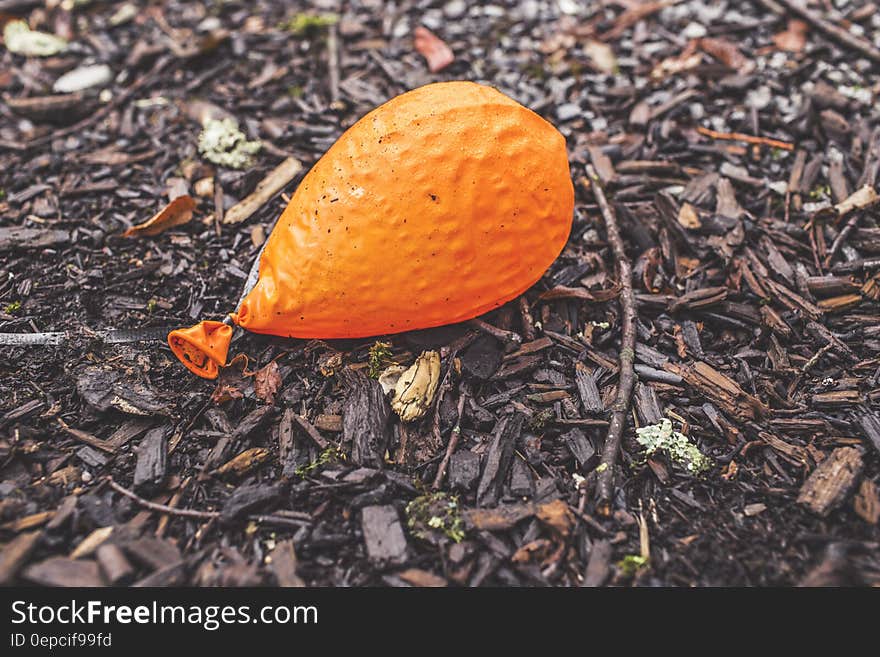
[223,156,303,225]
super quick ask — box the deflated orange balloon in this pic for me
[169,81,573,379]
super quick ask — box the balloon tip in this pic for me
[168,321,233,379]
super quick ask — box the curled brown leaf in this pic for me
[413,26,454,73]
[124,195,196,238]
[253,360,282,405]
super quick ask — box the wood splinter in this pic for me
[797,447,863,517]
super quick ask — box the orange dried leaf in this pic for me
[699,37,754,74]
[413,26,454,73]
[773,19,808,53]
[124,195,196,237]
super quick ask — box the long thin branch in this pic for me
[584,166,637,516]
[468,318,522,347]
[107,478,219,520]
[107,478,311,528]
[824,211,863,267]
[432,386,468,490]
[695,126,793,152]
[754,0,880,63]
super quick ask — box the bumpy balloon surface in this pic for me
[169,81,574,378]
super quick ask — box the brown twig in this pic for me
[518,296,536,342]
[156,477,190,538]
[754,0,880,63]
[108,478,310,529]
[468,318,522,347]
[429,354,458,458]
[583,166,637,516]
[696,126,794,151]
[432,385,468,490]
[824,211,864,267]
[599,0,679,41]
[107,478,219,520]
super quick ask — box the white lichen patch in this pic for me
[635,418,712,475]
[198,117,261,169]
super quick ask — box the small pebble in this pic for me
[555,103,581,122]
[746,86,772,110]
[443,0,466,19]
[682,22,707,39]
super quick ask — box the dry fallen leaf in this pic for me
[124,195,196,237]
[391,350,441,422]
[773,19,808,53]
[253,360,282,405]
[211,353,249,404]
[413,26,454,73]
[699,37,754,74]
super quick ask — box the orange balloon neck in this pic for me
[167,321,233,379]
